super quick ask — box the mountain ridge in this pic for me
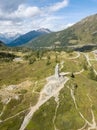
[7,28,51,47]
[0,32,21,44]
[24,14,97,49]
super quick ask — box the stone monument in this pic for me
[55,64,59,78]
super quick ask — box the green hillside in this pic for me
[0,41,12,51]
[0,49,97,130]
[24,14,97,49]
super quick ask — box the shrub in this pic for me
[29,57,36,64]
[71,72,75,78]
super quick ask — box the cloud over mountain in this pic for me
[0,0,70,33]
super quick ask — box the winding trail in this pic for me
[67,86,97,130]
[2,52,96,130]
[19,61,68,130]
[2,108,29,123]
[0,106,6,118]
[0,98,11,118]
[74,69,84,75]
[53,93,60,130]
[84,53,97,75]
[69,52,80,60]
[78,123,87,130]
[19,76,69,130]
[84,54,91,67]
[92,50,97,61]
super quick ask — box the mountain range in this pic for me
[1,14,97,49]
[7,28,51,47]
[0,32,21,44]
[0,41,5,47]
[23,14,97,49]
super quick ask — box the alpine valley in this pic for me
[0,12,97,130]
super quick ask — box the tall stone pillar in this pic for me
[55,64,59,78]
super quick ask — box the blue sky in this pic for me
[0,0,97,33]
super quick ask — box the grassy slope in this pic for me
[25,14,97,48]
[27,73,97,130]
[0,50,97,130]
[0,51,82,86]
[26,52,97,130]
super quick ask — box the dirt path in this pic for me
[0,105,6,118]
[2,108,29,123]
[53,93,60,130]
[69,52,80,60]
[84,53,97,75]
[2,52,96,130]
[0,98,11,119]
[92,51,97,61]
[67,86,97,130]
[84,54,91,66]
[19,76,69,130]
[74,69,84,75]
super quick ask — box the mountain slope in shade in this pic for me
[8,28,51,47]
[0,41,6,47]
[0,32,21,44]
[0,40,8,50]
[24,14,97,48]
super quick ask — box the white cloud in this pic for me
[48,0,69,12]
[26,16,64,30]
[0,21,13,26]
[0,16,74,34]
[0,4,41,20]
[0,0,26,12]
[0,0,70,33]
[12,5,41,18]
